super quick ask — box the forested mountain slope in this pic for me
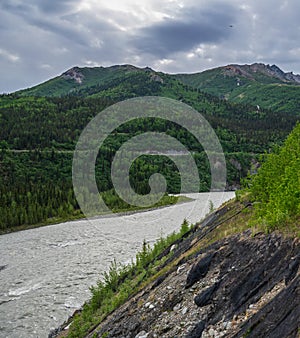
[0,63,299,232]
[16,65,156,97]
[174,63,300,114]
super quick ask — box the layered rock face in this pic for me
[87,210,299,338]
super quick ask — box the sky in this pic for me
[1,0,300,93]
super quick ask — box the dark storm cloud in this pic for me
[34,0,77,14]
[0,1,117,53]
[0,2,28,14]
[0,0,135,92]
[132,4,236,57]
[0,1,85,46]
[0,0,300,93]
[26,17,90,47]
[0,0,77,15]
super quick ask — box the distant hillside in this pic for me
[4,74,298,154]
[16,62,300,115]
[17,65,157,97]
[174,63,300,114]
[1,62,299,231]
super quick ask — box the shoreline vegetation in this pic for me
[51,213,208,338]
[0,194,191,235]
[51,123,300,338]
[51,191,300,338]
[51,195,299,338]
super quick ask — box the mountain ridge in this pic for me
[61,64,156,84]
[2,61,299,231]
[173,63,300,113]
[176,62,300,84]
[16,62,300,97]
[16,64,159,97]
[13,62,300,115]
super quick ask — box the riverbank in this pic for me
[1,192,235,338]
[50,197,300,337]
[0,195,191,236]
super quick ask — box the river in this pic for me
[0,192,235,338]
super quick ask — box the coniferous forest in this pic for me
[0,69,299,232]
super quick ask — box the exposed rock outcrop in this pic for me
[150,74,164,83]
[223,63,300,84]
[82,209,300,338]
[62,67,84,84]
[50,202,299,338]
[0,265,7,272]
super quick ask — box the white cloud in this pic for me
[0,48,20,62]
[82,60,103,67]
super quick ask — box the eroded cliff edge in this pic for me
[52,201,300,338]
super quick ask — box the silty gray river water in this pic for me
[0,192,235,338]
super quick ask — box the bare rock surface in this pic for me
[87,221,299,337]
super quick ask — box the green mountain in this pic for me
[6,68,298,153]
[17,65,157,97]
[174,63,300,114]
[1,63,299,232]
[17,62,300,115]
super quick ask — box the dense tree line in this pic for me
[0,147,255,231]
[247,122,300,230]
[0,93,297,152]
[0,72,299,231]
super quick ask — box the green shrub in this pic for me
[249,122,300,230]
[67,218,192,337]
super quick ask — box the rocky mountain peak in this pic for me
[61,67,84,84]
[223,63,300,84]
[269,64,285,75]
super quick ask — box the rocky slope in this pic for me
[15,62,300,115]
[175,63,300,113]
[176,63,300,88]
[219,63,300,84]
[52,201,300,338]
